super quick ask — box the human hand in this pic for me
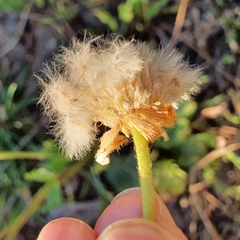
[37,187,187,240]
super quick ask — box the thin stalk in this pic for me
[2,156,91,240]
[0,151,55,160]
[1,147,96,240]
[130,126,156,221]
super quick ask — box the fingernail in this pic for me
[112,187,141,202]
[98,218,170,240]
[37,217,96,240]
[112,188,176,227]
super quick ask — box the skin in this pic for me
[37,188,187,240]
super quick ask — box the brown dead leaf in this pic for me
[201,102,227,119]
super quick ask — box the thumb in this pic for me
[97,218,186,240]
[94,187,186,239]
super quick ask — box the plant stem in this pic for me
[0,151,54,160]
[130,126,156,221]
[2,152,93,240]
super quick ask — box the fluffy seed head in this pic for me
[37,36,201,164]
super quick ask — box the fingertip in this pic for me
[154,193,176,226]
[111,187,141,203]
[98,218,187,240]
[37,217,96,240]
[94,188,177,236]
[94,189,143,235]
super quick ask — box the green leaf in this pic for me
[201,94,224,108]
[203,165,226,195]
[24,168,55,183]
[41,17,54,24]
[223,109,240,125]
[88,171,113,203]
[234,214,240,223]
[200,74,210,84]
[203,166,216,183]
[106,152,139,192]
[154,117,191,149]
[179,134,207,167]
[118,2,134,23]
[41,140,69,172]
[222,54,235,65]
[226,152,240,170]
[154,160,187,197]
[196,132,216,148]
[215,0,224,7]
[147,0,168,20]
[129,0,142,12]
[40,182,63,213]
[177,101,198,119]
[94,8,118,31]
[153,101,198,149]
[34,0,45,8]
[224,185,240,201]
[4,83,17,120]
[135,22,144,32]
[0,0,23,11]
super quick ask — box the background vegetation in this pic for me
[0,0,240,239]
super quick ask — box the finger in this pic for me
[37,217,96,240]
[94,187,178,236]
[112,187,176,226]
[97,218,187,240]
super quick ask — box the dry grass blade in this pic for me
[0,153,93,240]
[189,142,240,182]
[170,0,189,46]
[179,35,236,84]
[201,190,230,216]
[189,142,240,240]
[0,4,32,59]
[191,194,223,240]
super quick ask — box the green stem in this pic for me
[0,151,55,160]
[130,127,156,221]
[2,152,93,240]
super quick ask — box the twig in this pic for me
[179,34,236,84]
[193,194,223,240]
[234,61,240,87]
[189,142,240,240]
[1,152,93,240]
[201,190,230,217]
[160,23,237,84]
[0,4,32,59]
[170,0,189,46]
[189,142,240,183]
